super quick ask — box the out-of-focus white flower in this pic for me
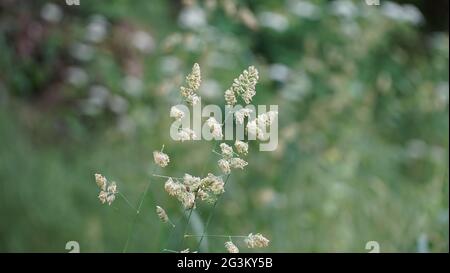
[41,3,62,23]
[86,15,108,43]
[132,31,155,54]
[406,139,427,159]
[108,95,129,114]
[88,85,110,107]
[269,64,290,83]
[258,11,289,32]
[238,7,259,30]
[199,80,221,99]
[161,56,182,75]
[435,82,449,106]
[288,0,320,19]
[66,67,88,87]
[281,71,311,101]
[70,43,94,62]
[122,75,143,97]
[178,6,207,29]
[331,0,358,18]
[381,2,424,25]
[222,0,237,16]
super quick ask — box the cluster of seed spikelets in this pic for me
[246,110,278,141]
[180,63,201,105]
[224,233,270,253]
[164,173,225,209]
[225,66,259,105]
[93,63,272,253]
[95,173,118,205]
[217,142,248,174]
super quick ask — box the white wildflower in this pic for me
[40,3,62,23]
[245,233,270,248]
[153,151,170,168]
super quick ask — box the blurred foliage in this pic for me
[0,0,448,252]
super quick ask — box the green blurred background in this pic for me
[0,0,448,252]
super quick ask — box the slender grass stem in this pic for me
[122,165,156,253]
[162,249,179,253]
[152,174,184,180]
[195,173,231,251]
[187,110,234,251]
[118,192,137,212]
[180,203,195,247]
[185,234,247,238]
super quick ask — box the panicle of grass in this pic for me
[93,63,274,253]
